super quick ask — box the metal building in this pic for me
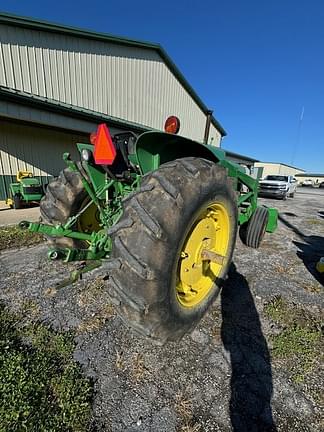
[0,13,226,200]
[295,172,324,186]
[254,162,305,178]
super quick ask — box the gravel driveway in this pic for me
[0,202,40,226]
[0,189,323,431]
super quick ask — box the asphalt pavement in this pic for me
[0,202,40,226]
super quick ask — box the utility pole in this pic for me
[291,106,304,166]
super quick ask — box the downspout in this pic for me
[203,110,213,144]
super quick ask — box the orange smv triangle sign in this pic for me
[94,123,117,165]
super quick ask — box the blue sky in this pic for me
[1,0,323,171]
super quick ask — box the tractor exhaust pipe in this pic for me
[203,110,213,144]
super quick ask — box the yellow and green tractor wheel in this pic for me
[176,202,230,308]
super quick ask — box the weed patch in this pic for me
[76,304,115,334]
[301,281,322,294]
[0,303,93,431]
[305,218,324,226]
[175,392,202,432]
[0,225,43,250]
[265,296,323,383]
[131,353,149,382]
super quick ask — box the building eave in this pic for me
[0,85,151,133]
[255,162,305,171]
[224,149,259,163]
[295,173,324,177]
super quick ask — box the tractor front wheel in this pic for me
[239,206,268,248]
[106,158,238,344]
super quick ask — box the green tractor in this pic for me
[20,117,277,343]
[6,171,44,209]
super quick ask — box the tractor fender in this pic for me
[134,131,225,174]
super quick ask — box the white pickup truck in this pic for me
[258,175,297,199]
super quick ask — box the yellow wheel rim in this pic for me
[176,202,230,308]
[77,200,101,234]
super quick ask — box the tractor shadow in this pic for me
[221,264,277,432]
[278,214,324,287]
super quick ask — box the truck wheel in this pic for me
[239,206,268,248]
[13,194,22,210]
[40,168,100,248]
[105,158,238,344]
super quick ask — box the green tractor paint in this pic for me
[20,118,278,343]
[6,171,44,209]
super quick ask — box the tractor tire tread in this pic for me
[178,159,200,177]
[151,171,179,200]
[114,236,154,280]
[242,206,268,249]
[130,197,163,239]
[105,157,237,344]
[40,168,87,248]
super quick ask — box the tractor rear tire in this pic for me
[13,194,22,210]
[239,206,268,248]
[105,158,238,344]
[39,168,88,249]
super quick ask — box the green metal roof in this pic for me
[0,11,226,137]
[295,173,324,177]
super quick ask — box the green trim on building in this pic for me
[0,11,226,137]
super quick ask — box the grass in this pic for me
[115,349,125,371]
[272,260,297,275]
[179,422,202,432]
[301,281,322,294]
[305,218,324,226]
[175,392,202,432]
[0,225,43,250]
[75,278,115,334]
[265,296,323,383]
[76,304,115,334]
[77,278,106,308]
[175,393,193,420]
[0,302,93,432]
[131,353,149,382]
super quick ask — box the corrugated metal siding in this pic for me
[0,119,87,199]
[254,163,304,177]
[0,23,221,146]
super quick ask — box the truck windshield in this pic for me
[265,175,288,182]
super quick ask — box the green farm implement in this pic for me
[6,171,44,209]
[20,117,277,343]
